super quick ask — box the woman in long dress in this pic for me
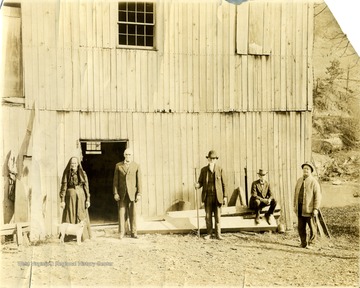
[60,157,92,241]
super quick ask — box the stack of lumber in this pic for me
[136,206,281,235]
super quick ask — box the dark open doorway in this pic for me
[80,140,127,224]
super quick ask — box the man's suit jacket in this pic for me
[251,179,272,200]
[113,161,141,202]
[198,164,226,204]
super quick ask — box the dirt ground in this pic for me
[1,184,359,288]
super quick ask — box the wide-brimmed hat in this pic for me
[257,169,267,176]
[206,150,218,159]
[301,161,314,172]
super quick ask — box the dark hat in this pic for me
[301,161,314,172]
[206,150,218,159]
[257,169,267,176]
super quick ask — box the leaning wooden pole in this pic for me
[194,168,200,238]
[244,167,249,207]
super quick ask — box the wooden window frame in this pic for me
[117,1,156,50]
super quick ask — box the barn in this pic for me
[1,0,314,239]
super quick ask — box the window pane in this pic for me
[137,25,144,35]
[146,25,153,36]
[128,35,136,45]
[119,34,127,45]
[119,11,127,22]
[145,3,153,12]
[146,13,153,24]
[128,2,135,11]
[128,11,135,22]
[137,36,144,46]
[136,3,144,12]
[145,36,153,47]
[137,12,144,23]
[128,24,136,35]
[118,24,126,34]
[118,3,126,11]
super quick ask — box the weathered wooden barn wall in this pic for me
[2,106,312,235]
[21,0,313,113]
[2,0,314,234]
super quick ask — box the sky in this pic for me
[324,0,360,57]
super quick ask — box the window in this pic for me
[2,5,24,100]
[118,2,155,48]
[85,142,102,155]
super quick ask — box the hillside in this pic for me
[312,1,360,183]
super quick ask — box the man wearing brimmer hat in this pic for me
[195,150,227,240]
[249,169,277,225]
[293,161,321,249]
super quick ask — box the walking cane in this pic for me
[194,168,200,238]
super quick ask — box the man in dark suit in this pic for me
[113,148,142,239]
[249,169,277,225]
[195,150,227,240]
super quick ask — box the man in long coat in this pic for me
[113,148,142,239]
[195,150,227,240]
[294,161,321,248]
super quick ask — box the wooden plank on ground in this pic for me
[167,205,281,218]
[136,215,278,234]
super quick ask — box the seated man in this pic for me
[249,169,277,225]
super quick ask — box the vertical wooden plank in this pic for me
[216,3,223,111]
[145,114,156,216]
[307,3,314,111]
[172,2,179,112]
[148,51,157,112]
[192,3,200,112]
[295,2,303,110]
[229,5,236,111]
[263,2,272,55]
[179,2,187,112]
[37,3,46,109]
[95,1,103,47]
[241,56,248,111]
[102,0,110,48]
[137,113,148,216]
[248,2,264,55]
[21,3,33,108]
[192,114,200,209]
[273,2,281,111]
[154,114,163,215]
[301,2,308,110]
[280,2,287,111]
[285,2,294,111]
[71,0,81,111]
[93,48,100,111]
[47,1,58,111]
[63,1,73,110]
[247,56,254,111]
[140,52,148,112]
[186,114,194,204]
[109,1,117,49]
[160,114,170,211]
[167,114,176,208]
[127,51,136,110]
[110,49,117,111]
[199,2,207,112]
[135,51,141,111]
[30,3,40,108]
[223,3,230,111]
[267,112,275,198]
[236,2,249,55]
[186,3,193,112]
[180,113,188,203]
[272,112,280,206]
[103,49,111,111]
[236,2,250,55]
